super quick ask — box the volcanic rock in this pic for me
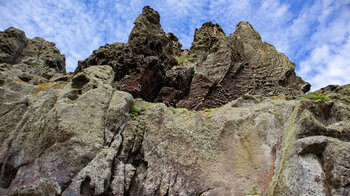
[76,6,179,102]
[175,22,310,110]
[0,27,66,73]
[77,7,310,110]
[1,6,349,196]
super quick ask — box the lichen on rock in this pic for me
[0,5,349,196]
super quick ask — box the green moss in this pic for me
[134,97,143,102]
[175,107,189,115]
[247,184,260,195]
[298,92,331,101]
[130,105,140,118]
[201,108,215,116]
[201,108,211,112]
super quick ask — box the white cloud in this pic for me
[296,0,350,90]
[0,0,138,72]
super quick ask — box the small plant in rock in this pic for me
[299,92,331,102]
[130,105,141,118]
[134,98,144,102]
[202,108,211,112]
[246,184,260,195]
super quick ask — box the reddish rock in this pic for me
[76,6,180,102]
[77,7,310,110]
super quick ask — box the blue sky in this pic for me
[1,0,349,91]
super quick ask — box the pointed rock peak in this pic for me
[134,6,160,26]
[234,22,262,42]
[194,22,226,42]
[129,6,165,43]
[190,22,226,54]
[3,27,26,39]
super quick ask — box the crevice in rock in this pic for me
[60,179,72,194]
[71,74,90,89]
[65,89,82,101]
[36,39,44,61]
[0,162,18,188]
[80,176,95,196]
[125,167,140,196]
[18,74,31,82]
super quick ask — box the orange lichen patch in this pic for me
[33,82,56,95]
[273,96,281,100]
[262,138,280,193]
[263,161,275,193]
[16,79,28,84]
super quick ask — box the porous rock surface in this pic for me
[77,7,310,110]
[76,6,180,102]
[1,6,349,196]
[0,27,66,73]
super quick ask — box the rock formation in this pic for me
[0,6,349,196]
[76,6,179,102]
[0,27,66,73]
[77,7,310,110]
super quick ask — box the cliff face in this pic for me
[0,6,349,196]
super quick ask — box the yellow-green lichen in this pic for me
[265,104,301,195]
[296,92,331,102]
[175,55,190,64]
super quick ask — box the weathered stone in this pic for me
[295,136,328,155]
[0,27,66,73]
[315,84,350,105]
[77,7,309,110]
[177,22,310,110]
[19,37,66,73]
[76,6,179,102]
[189,22,226,55]
[0,27,27,64]
[0,65,133,195]
[1,5,350,196]
[265,99,350,196]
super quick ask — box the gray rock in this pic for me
[295,136,328,155]
[0,27,66,73]
[1,6,349,196]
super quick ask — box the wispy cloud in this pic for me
[0,0,349,91]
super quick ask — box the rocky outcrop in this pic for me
[265,99,350,196]
[77,7,309,110]
[76,6,179,102]
[175,22,310,110]
[1,5,348,196]
[0,27,66,73]
[0,64,133,195]
[315,84,350,105]
[1,63,348,195]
